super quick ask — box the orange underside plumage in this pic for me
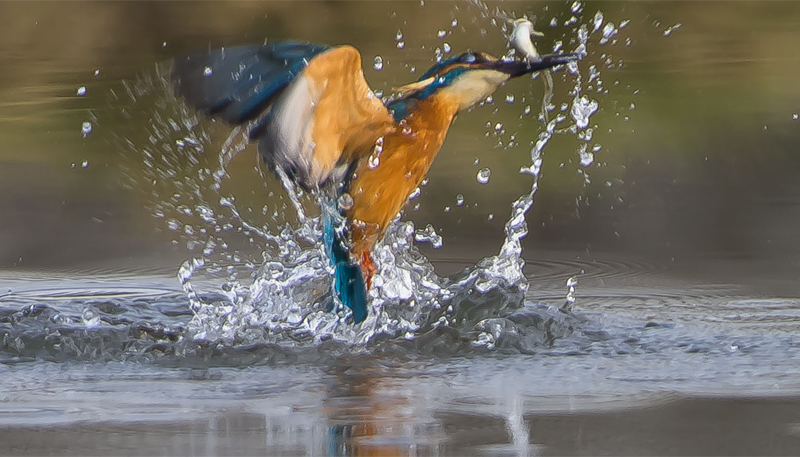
[346,97,459,283]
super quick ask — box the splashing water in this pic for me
[108,8,604,356]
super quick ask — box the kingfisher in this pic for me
[172,40,578,323]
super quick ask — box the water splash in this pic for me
[107,9,602,356]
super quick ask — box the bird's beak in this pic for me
[493,52,581,77]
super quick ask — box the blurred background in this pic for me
[1,0,799,288]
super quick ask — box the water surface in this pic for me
[2,1,800,455]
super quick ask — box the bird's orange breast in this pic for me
[345,98,459,260]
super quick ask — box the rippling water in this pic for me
[3,260,800,454]
[3,0,800,455]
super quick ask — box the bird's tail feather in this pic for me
[323,206,368,324]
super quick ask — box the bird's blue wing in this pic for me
[172,41,331,125]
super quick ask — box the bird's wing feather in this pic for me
[172,41,331,125]
[260,46,396,188]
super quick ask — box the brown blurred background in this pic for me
[1,1,799,279]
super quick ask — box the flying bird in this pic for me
[172,40,578,323]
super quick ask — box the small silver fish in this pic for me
[509,18,544,63]
[508,17,555,122]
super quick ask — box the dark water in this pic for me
[2,1,800,455]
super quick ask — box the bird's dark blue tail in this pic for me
[323,208,368,324]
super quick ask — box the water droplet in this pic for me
[487,213,494,221]
[451,18,458,27]
[443,43,451,54]
[444,206,451,213]
[663,22,682,37]
[396,30,404,41]
[415,224,443,248]
[437,30,447,39]
[592,11,604,33]
[409,187,421,200]
[203,66,213,77]
[162,41,168,48]
[76,86,86,97]
[629,102,636,111]
[600,22,618,45]
[571,1,582,13]
[81,121,92,137]
[578,144,594,167]
[368,153,380,169]
[619,19,630,29]
[456,194,464,206]
[571,95,599,129]
[477,168,491,184]
[549,17,558,28]
[494,123,503,131]
[81,160,89,168]
[93,69,100,77]
[505,93,515,104]
[373,56,383,71]
[793,113,799,120]
[523,105,531,115]
[81,307,101,328]
[397,41,405,49]
[337,192,354,211]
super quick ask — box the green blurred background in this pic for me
[1,1,799,278]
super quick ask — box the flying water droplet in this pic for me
[397,41,405,49]
[396,30,404,41]
[373,56,384,71]
[456,194,464,206]
[368,153,380,169]
[563,276,578,310]
[505,93,515,104]
[203,66,213,77]
[337,192,354,211]
[619,19,630,29]
[592,11,604,33]
[415,224,443,248]
[663,22,682,37]
[81,307,101,328]
[578,144,594,167]
[451,18,458,27]
[81,121,92,137]
[81,160,89,168]
[437,30,447,39]
[600,22,618,45]
[443,43,451,54]
[571,95,598,129]
[477,168,491,184]
[487,213,494,221]
[76,86,87,96]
